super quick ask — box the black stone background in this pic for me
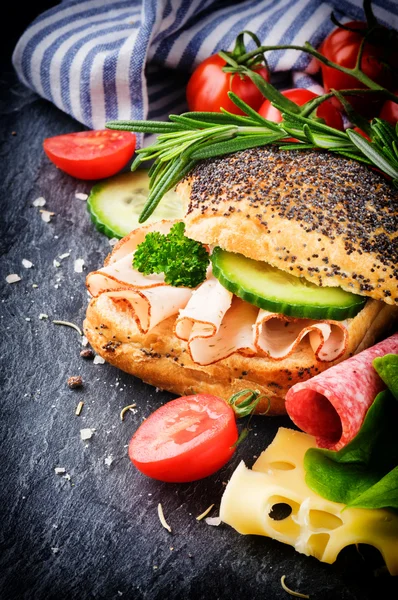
[1,3,398,599]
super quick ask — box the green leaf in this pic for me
[189,133,284,160]
[373,354,398,400]
[106,120,186,133]
[181,111,248,125]
[227,92,283,129]
[347,130,398,178]
[282,112,348,139]
[304,390,398,509]
[240,66,302,113]
[139,158,193,223]
[371,118,397,148]
[347,467,398,510]
[331,90,372,136]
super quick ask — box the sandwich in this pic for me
[83,146,397,414]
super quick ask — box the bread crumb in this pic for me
[39,313,49,320]
[67,375,83,388]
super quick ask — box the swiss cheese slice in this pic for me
[220,427,398,575]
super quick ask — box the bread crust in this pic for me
[177,147,398,305]
[83,295,397,415]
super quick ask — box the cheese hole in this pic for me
[308,509,343,530]
[307,533,330,560]
[267,461,295,471]
[268,503,292,521]
[266,496,300,536]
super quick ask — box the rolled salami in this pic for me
[285,332,398,450]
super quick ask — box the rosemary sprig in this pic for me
[106,8,398,222]
[107,95,398,222]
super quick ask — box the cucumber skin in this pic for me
[87,192,124,239]
[211,249,366,321]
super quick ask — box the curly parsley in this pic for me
[132,222,209,288]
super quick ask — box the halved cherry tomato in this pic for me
[43,130,136,180]
[186,54,270,115]
[379,92,398,126]
[128,394,238,482]
[318,21,398,118]
[258,88,344,130]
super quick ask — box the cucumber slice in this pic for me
[211,247,366,321]
[87,170,183,239]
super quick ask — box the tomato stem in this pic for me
[219,30,269,74]
[227,389,268,417]
[234,43,398,105]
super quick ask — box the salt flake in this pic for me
[41,210,54,223]
[93,355,105,365]
[205,516,222,527]
[22,259,33,269]
[6,274,21,284]
[54,467,66,475]
[74,258,85,273]
[75,192,88,200]
[33,197,46,207]
[80,428,96,441]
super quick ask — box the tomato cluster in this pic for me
[186,19,398,128]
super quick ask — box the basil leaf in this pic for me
[304,391,398,510]
[347,466,398,510]
[373,354,398,400]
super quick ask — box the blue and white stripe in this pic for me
[12,0,398,146]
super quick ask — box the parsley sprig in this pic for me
[133,222,209,288]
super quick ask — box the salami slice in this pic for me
[285,332,398,451]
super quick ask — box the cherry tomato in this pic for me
[186,54,270,115]
[379,92,398,126]
[43,130,136,180]
[258,88,344,130]
[128,394,238,482]
[318,21,398,118]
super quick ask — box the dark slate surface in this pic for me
[1,11,398,600]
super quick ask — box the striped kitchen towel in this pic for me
[12,0,398,146]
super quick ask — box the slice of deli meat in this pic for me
[254,310,348,362]
[175,280,257,365]
[285,332,398,451]
[103,287,192,334]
